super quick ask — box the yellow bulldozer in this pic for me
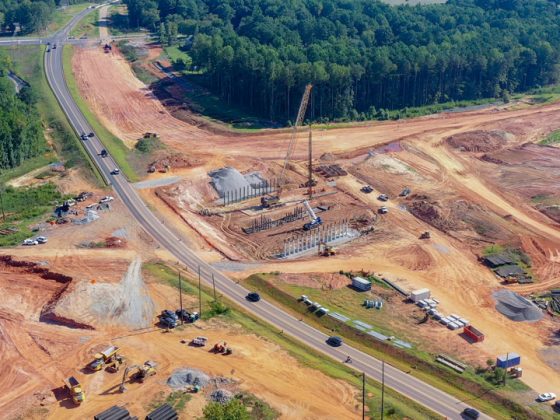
[318,241,336,257]
[65,376,85,405]
[88,346,125,373]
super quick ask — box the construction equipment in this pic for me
[361,185,373,193]
[303,200,322,230]
[400,187,411,197]
[88,346,124,372]
[65,376,85,405]
[191,336,208,347]
[318,241,336,257]
[419,231,431,240]
[119,361,157,393]
[260,195,280,208]
[212,342,233,355]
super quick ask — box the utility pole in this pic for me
[212,273,217,301]
[504,352,509,387]
[178,268,183,324]
[198,266,202,316]
[0,188,5,221]
[362,372,366,420]
[308,128,313,199]
[381,361,385,420]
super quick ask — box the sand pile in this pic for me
[493,290,543,322]
[209,167,267,198]
[167,368,210,389]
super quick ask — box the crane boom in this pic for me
[279,84,312,185]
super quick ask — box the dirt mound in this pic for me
[540,206,560,223]
[149,153,200,172]
[278,272,350,289]
[409,200,455,232]
[320,152,335,161]
[387,245,434,271]
[446,130,511,152]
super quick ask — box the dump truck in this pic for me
[65,376,85,404]
[88,346,123,372]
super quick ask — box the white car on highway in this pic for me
[99,196,114,203]
[537,392,556,402]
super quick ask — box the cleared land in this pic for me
[67,42,560,411]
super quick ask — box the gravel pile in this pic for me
[209,167,266,198]
[167,368,210,389]
[493,290,543,322]
[210,389,233,403]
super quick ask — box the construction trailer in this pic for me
[409,288,431,303]
[463,325,485,343]
[496,352,521,369]
[351,276,372,291]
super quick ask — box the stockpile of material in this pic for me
[493,290,543,322]
[209,167,266,198]
[210,389,233,403]
[167,368,210,389]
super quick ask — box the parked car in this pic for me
[246,292,261,302]
[360,185,373,193]
[161,309,178,321]
[35,236,48,244]
[462,407,480,419]
[111,168,120,175]
[85,203,97,210]
[176,309,200,323]
[378,206,388,214]
[326,336,343,347]
[22,238,38,246]
[99,196,114,203]
[377,194,389,201]
[159,316,177,329]
[537,392,556,402]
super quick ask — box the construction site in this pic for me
[4,11,560,418]
[63,38,560,407]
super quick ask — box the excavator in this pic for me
[64,376,85,405]
[88,346,124,373]
[119,361,157,393]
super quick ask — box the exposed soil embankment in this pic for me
[446,130,511,152]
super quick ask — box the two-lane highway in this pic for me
[39,8,491,419]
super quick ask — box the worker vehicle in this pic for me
[119,361,157,393]
[302,200,322,230]
[377,194,389,202]
[191,336,208,346]
[400,187,411,197]
[23,238,39,246]
[111,168,120,175]
[419,231,431,239]
[161,309,178,320]
[160,316,177,328]
[88,346,123,372]
[326,336,343,347]
[100,149,108,158]
[261,195,279,208]
[537,392,556,402]
[100,196,114,203]
[65,376,85,405]
[462,407,480,419]
[318,241,336,257]
[246,292,261,302]
[35,236,48,244]
[378,206,388,214]
[176,309,199,323]
[360,185,373,193]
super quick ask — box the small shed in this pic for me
[351,276,371,291]
[496,352,521,368]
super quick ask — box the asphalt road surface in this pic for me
[34,6,493,420]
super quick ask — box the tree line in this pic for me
[0,51,45,169]
[123,0,560,122]
[0,0,90,35]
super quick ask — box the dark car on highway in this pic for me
[246,292,261,302]
[462,407,480,419]
[327,336,343,347]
